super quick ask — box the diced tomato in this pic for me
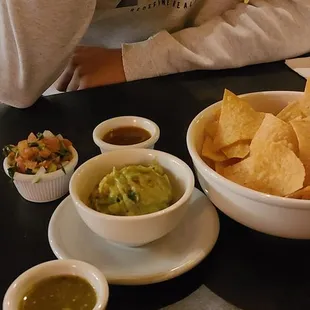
[24,160,37,170]
[39,148,52,159]
[31,147,39,156]
[17,140,28,154]
[27,132,37,143]
[49,152,56,159]
[7,132,72,175]
[63,139,72,148]
[20,147,38,160]
[16,157,26,173]
[42,137,60,153]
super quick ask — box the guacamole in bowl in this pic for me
[88,163,173,216]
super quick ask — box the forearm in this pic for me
[123,0,310,81]
[0,0,96,108]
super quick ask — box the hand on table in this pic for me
[55,46,126,92]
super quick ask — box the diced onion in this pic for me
[32,166,46,184]
[43,130,55,138]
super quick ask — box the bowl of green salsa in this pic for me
[3,260,109,310]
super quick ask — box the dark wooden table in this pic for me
[1,61,310,310]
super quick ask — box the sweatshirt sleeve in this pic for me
[0,0,96,108]
[122,0,310,81]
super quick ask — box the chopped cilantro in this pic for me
[60,163,66,175]
[36,132,44,140]
[28,142,39,147]
[57,141,69,158]
[128,190,137,201]
[2,145,14,157]
[7,167,16,179]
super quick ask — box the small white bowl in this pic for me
[3,146,78,203]
[2,259,109,310]
[93,116,160,153]
[69,148,195,247]
[187,91,310,239]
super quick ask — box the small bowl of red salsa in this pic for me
[92,116,160,153]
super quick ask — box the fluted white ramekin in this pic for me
[3,146,78,203]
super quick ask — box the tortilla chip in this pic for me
[215,162,224,175]
[305,79,310,96]
[223,142,305,196]
[278,80,310,122]
[251,113,299,155]
[303,160,310,187]
[290,117,310,161]
[286,186,310,200]
[202,157,215,170]
[222,140,250,159]
[213,89,265,149]
[204,106,221,139]
[276,101,306,122]
[300,80,310,116]
[202,135,227,162]
[215,158,241,175]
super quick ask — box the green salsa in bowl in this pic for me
[3,260,109,310]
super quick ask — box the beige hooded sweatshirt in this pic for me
[1,0,310,108]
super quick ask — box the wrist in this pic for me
[109,49,126,83]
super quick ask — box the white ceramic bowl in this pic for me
[3,146,78,203]
[69,148,195,247]
[187,91,310,239]
[2,259,109,310]
[93,116,160,153]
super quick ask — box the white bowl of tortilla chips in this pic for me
[187,80,310,239]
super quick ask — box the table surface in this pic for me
[1,60,310,310]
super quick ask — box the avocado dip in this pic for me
[88,163,173,216]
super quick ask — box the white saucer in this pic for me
[48,188,220,285]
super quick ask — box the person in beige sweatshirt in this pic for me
[1,0,310,108]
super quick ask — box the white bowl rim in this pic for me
[92,116,160,150]
[2,259,109,310]
[3,146,78,182]
[187,90,310,209]
[69,148,195,221]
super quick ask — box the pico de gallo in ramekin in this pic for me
[3,130,73,182]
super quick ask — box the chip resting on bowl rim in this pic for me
[277,79,310,122]
[286,186,310,199]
